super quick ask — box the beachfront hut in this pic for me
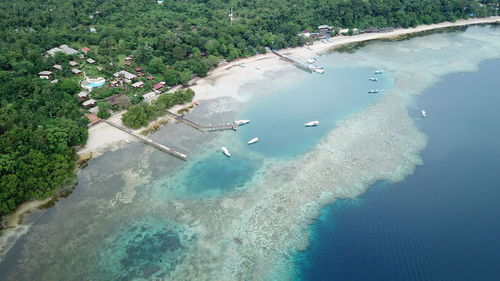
[113,70,137,83]
[38,71,53,79]
[153,82,166,93]
[87,58,96,64]
[132,81,145,88]
[106,94,131,107]
[143,92,156,102]
[53,64,62,71]
[85,113,101,126]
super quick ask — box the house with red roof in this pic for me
[153,82,166,93]
[82,47,91,53]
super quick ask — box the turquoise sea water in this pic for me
[293,59,500,281]
[239,66,390,158]
[1,25,500,280]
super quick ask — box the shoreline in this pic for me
[4,16,499,230]
[78,16,500,157]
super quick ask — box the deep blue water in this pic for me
[240,66,390,158]
[294,59,500,281]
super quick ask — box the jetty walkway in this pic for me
[166,111,238,132]
[103,120,187,161]
[271,50,313,73]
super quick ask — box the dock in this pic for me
[167,111,238,132]
[271,50,313,73]
[103,120,187,161]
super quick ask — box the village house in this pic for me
[134,67,142,72]
[69,61,78,67]
[153,82,166,93]
[89,27,97,33]
[147,76,155,80]
[82,47,91,53]
[97,66,104,71]
[124,56,133,62]
[78,91,89,102]
[52,64,62,71]
[132,81,145,88]
[46,44,79,56]
[71,68,82,75]
[38,71,53,79]
[113,70,137,83]
[110,80,120,87]
[82,99,96,108]
[85,113,101,127]
[318,25,333,36]
[143,92,156,102]
[124,62,131,66]
[87,58,96,64]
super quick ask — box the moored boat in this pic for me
[234,120,250,125]
[374,70,383,74]
[221,147,231,157]
[305,121,320,127]
[421,110,427,117]
[247,137,259,145]
[369,77,378,81]
[368,89,384,94]
[314,68,325,74]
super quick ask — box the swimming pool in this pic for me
[86,80,105,88]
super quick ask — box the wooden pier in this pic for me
[103,120,187,161]
[167,111,238,132]
[271,50,313,73]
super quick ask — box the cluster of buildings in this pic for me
[301,25,395,40]
[38,45,173,126]
[39,45,98,80]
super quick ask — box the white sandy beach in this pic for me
[79,16,500,156]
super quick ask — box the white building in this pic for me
[46,45,79,56]
[113,70,137,83]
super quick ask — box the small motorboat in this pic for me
[368,89,384,94]
[221,147,231,157]
[124,139,130,144]
[314,68,325,74]
[247,137,259,145]
[368,77,378,81]
[421,110,427,118]
[305,121,320,127]
[374,70,383,74]
[234,120,250,125]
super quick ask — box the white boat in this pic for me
[221,147,231,157]
[247,137,259,145]
[124,139,130,144]
[368,89,384,94]
[421,110,427,117]
[234,120,250,125]
[368,77,378,81]
[306,58,317,64]
[305,121,320,127]
[314,68,325,74]
[374,70,383,74]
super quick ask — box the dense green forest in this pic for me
[0,0,499,220]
